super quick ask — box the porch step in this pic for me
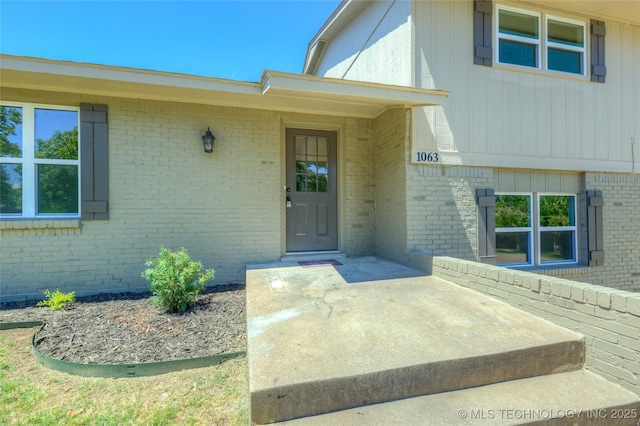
[276,370,640,425]
[280,251,346,263]
[247,260,597,424]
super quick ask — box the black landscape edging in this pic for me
[0,321,44,330]
[2,321,245,378]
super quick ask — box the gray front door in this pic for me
[286,128,338,252]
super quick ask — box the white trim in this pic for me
[0,55,448,120]
[545,15,587,76]
[495,193,534,267]
[495,4,587,77]
[496,6,542,70]
[496,192,578,267]
[536,193,578,265]
[0,101,80,218]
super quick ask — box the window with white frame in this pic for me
[497,6,586,75]
[495,193,577,266]
[0,103,80,217]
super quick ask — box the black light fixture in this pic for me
[202,127,216,153]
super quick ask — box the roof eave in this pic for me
[1,55,448,119]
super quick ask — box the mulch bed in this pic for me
[0,284,246,365]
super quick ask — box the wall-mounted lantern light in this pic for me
[202,127,216,153]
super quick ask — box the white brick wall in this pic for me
[344,117,376,256]
[428,255,640,395]
[1,93,283,300]
[405,164,492,260]
[1,89,378,301]
[374,108,408,263]
[1,88,638,300]
[583,173,640,292]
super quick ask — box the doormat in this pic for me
[298,259,343,267]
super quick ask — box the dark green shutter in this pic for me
[80,104,109,220]
[587,190,604,266]
[591,20,606,83]
[477,188,496,264]
[474,0,493,66]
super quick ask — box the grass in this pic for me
[0,328,248,425]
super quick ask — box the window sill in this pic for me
[510,264,590,277]
[492,62,590,83]
[0,218,81,230]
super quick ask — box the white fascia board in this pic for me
[1,55,447,118]
[262,70,449,108]
[0,55,260,96]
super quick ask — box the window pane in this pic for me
[306,137,317,157]
[0,164,22,213]
[296,174,306,192]
[540,230,575,263]
[35,109,78,160]
[37,164,78,214]
[548,19,583,47]
[0,106,23,158]
[499,40,538,67]
[496,231,531,265]
[539,195,575,226]
[496,195,531,228]
[548,48,582,74]
[295,136,306,161]
[499,9,539,38]
[318,137,328,159]
[318,174,328,192]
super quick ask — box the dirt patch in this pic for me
[0,284,246,364]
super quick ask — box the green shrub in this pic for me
[141,246,214,313]
[35,289,76,311]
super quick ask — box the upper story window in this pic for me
[497,6,586,76]
[1,102,80,218]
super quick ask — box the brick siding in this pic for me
[425,255,640,395]
[0,90,376,301]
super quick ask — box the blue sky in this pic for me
[0,0,341,82]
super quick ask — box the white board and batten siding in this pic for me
[410,0,640,174]
[316,0,413,87]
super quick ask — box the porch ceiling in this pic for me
[0,55,448,118]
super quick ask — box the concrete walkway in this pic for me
[246,256,640,424]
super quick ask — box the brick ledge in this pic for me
[0,219,81,230]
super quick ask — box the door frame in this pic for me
[280,118,346,255]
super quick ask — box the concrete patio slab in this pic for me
[246,257,585,424]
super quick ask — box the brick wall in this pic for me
[404,166,640,293]
[582,173,640,291]
[344,117,376,256]
[405,164,492,260]
[424,255,640,395]
[373,108,408,263]
[1,92,283,300]
[1,89,377,301]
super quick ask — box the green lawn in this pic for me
[0,328,248,425]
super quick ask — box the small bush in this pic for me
[141,246,214,313]
[35,289,76,311]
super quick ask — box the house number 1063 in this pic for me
[416,152,439,163]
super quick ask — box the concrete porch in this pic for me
[246,257,640,425]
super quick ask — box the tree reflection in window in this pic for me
[1,106,23,213]
[295,135,328,193]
